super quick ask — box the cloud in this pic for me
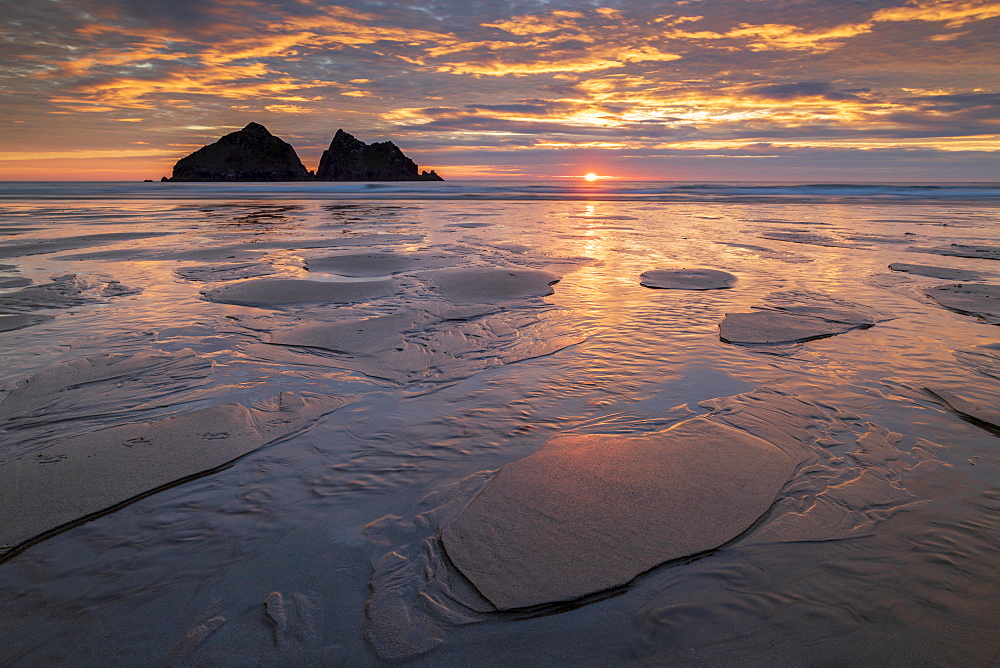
[663,21,873,53]
[872,0,1000,28]
[0,0,996,180]
[0,148,177,160]
[482,11,585,35]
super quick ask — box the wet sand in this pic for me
[0,194,998,665]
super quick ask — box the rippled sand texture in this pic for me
[0,197,998,665]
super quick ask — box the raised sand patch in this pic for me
[203,278,396,308]
[888,263,983,280]
[924,283,1000,323]
[0,314,53,333]
[955,343,1000,379]
[0,277,31,289]
[925,387,1000,430]
[422,268,559,303]
[0,392,347,557]
[719,292,879,345]
[639,268,736,290]
[916,243,1000,261]
[719,311,854,344]
[441,419,794,610]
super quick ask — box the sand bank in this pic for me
[203,278,397,308]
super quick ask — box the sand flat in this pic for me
[422,268,559,302]
[720,292,879,344]
[924,283,1000,323]
[917,243,1000,261]
[441,418,794,610]
[954,343,1000,378]
[0,277,31,289]
[0,313,53,333]
[639,268,736,290]
[203,278,396,308]
[888,263,983,280]
[926,387,1000,429]
[720,311,861,344]
[0,392,347,557]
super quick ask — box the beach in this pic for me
[0,181,998,664]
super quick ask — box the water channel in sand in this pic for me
[0,184,998,664]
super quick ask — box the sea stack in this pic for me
[168,122,311,182]
[316,129,443,181]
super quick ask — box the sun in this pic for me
[584,172,598,181]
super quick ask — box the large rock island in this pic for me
[165,124,443,182]
[167,122,311,182]
[316,129,442,181]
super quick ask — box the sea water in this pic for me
[0,181,998,665]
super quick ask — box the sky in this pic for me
[1,0,998,181]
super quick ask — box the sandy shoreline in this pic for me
[0,191,998,664]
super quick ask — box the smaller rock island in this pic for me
[317,129,442,181]
[164,123,442,182]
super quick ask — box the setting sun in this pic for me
[584,173,598,181]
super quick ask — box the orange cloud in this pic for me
[663,21,873,52]
[873,0,1000,27]
[38,2,454,110]
[482,11,585,35]
[263,104,312,113]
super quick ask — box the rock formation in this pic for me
[316,129,443,181]
[168,122,311,182]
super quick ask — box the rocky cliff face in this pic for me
[168,123,311,182]
[316,129,442,181]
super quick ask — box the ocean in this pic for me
[0,181,998,664]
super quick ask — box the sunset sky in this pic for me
[1,0,998,180]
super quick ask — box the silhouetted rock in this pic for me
[316,129,443,181]
[168,123,311,182]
